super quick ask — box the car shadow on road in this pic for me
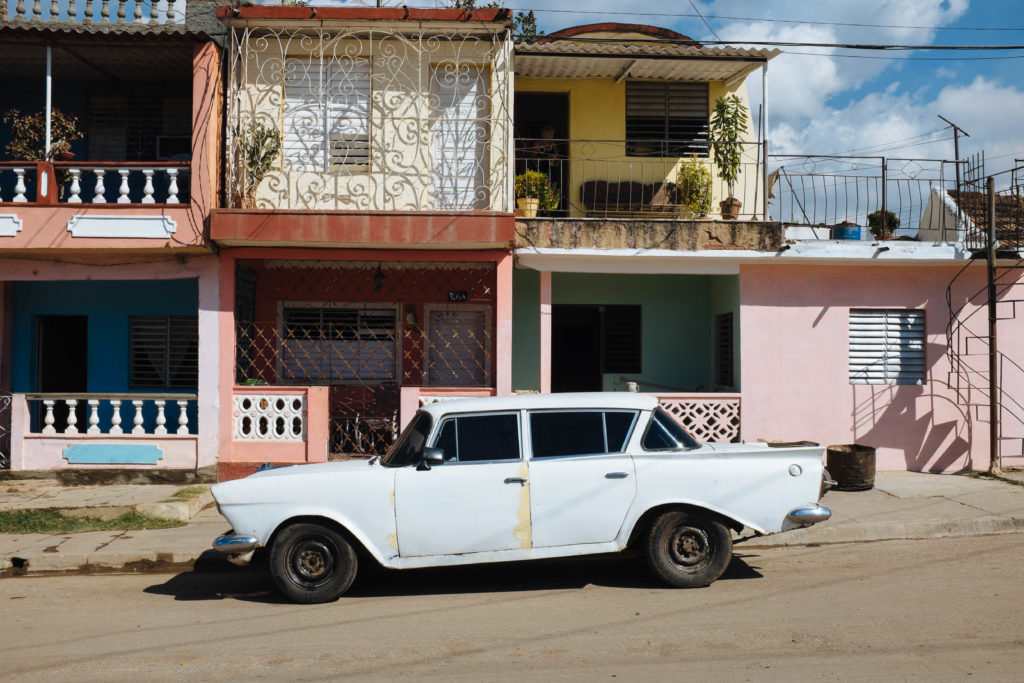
[144,551,763,603]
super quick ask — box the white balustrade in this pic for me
[42,399,56,435]
[176,400,189,435]
[141,169,155,204]
[234,393,306,442]
[657,394,741,444]
[117,169,131,203]
[87,399,101,435]
[5,1,191,31]
[132,400,145,434]
[64,399,79,434]
[26,395,196,437]
[166,168,180,204]
[68,168,82,203]
[154,399,167,435]
[13,168,27,202]
[110,399,123,435]
[92,169,106,203]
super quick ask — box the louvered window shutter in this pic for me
[283,57,371,172]
[626,81,709,157]
[849,309,926,385]
[130,316,199,390]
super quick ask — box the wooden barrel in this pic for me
[826,444,876,491]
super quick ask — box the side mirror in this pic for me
[416,447,445,471]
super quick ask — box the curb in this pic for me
[740,515,1024,547]
[135,489,214,523]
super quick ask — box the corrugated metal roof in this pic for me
[515,41,780,83]
[0,20,199,38]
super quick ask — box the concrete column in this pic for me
[539,270,552,394]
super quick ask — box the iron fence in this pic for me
[0,393,10,470]
[235,259,497,456]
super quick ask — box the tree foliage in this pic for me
[2,108,82,161]
[447,1,544,43]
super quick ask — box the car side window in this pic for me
[530,410,638,458]
[642,408,700,451]
[431,413,521,463]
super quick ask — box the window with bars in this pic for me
[130,316,199,390]
[282,56,371,171]
[849,309,926,385]
[281,306,397,383]
[625,81,709,157]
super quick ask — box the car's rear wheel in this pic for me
[270,522,357,604]
[646,511,732,588]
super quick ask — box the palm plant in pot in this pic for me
[709,94,749,220]
[514,170,559,217]
[234,122,281,208]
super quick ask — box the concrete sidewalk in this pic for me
[2,471,1024,575]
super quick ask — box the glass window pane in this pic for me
[604,411,637,453]
[530,412,606,458]
[642,409,700,451]
[457,414,520,462]
[434,419,458,462]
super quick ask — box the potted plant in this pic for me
[234,122,281,208]
[2,108,82,162]
[676,154,712,217]
[867,210,899,240]
[514,170,559,217]
[709,94,749,220]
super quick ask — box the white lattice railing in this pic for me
[656,393,740,444]
[24,393,196,436]
[233,393,306,441]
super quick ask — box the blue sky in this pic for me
[307,0,1024,170]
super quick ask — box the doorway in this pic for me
[551,305,602,392]
[514,92,569,214]
[36,315,88,431]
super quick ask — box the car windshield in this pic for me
[381,412,433,467]
[642,408,701,450]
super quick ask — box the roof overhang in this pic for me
[515,43,780,84]
[217,6,513,34]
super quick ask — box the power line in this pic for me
[686,0,721,43]
[498,6,1024,32]
[779,49,1024,61]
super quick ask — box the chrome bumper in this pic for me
[213,532,260,566]
[786,504,832,527]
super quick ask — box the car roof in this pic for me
[418,392,659,418]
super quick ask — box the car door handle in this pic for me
[605,472,630,479]
[504,477,528,486]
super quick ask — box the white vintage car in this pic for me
[212,393,831,603]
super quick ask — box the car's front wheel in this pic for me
[646,511,732,588]
[270,522,358,604]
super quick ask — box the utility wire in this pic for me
[686,0,721,42]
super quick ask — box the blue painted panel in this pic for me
[63,444,164,465]
[11,279,198,393]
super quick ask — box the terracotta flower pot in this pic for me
[54,150,75,162]
[720,198,742,220]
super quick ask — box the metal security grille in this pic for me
[130,316,199,390]
[0,393,11,469]
[626,81,709,157]
[235,260,496,455]
[849,309,926,385]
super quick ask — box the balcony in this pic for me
[0,161,189,205]
[513,137,780,252]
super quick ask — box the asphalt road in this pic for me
[2,535,1023,681]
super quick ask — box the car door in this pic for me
[394,411,528,557]
[527,410,639,548]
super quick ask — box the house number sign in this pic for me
[447,290,469,302]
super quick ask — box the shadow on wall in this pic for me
[851,381,973,472]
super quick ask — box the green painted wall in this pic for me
[553,273,711,392]
[512,271,741,393]
[512,268,541,391]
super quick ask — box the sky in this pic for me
[304,0,1024,175]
